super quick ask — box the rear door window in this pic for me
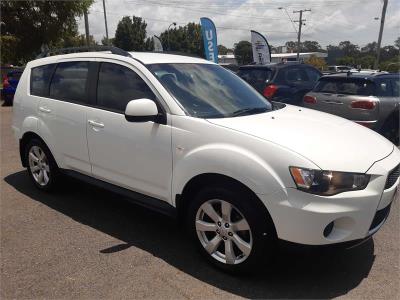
[304,67,321,83]
[30,64,56,97]
[391,78,399,97]
[49,61,89,104]
[374,79,392,97]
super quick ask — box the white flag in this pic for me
[251,30,271,64]
[153,35,163,52]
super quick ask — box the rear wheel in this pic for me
[187,185,276,273]
[25,139,59,191]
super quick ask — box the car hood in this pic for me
[207,105,394,173]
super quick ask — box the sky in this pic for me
[78,0,400,49]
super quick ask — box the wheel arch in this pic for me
[175,173,277,235]
[19,131,58,168]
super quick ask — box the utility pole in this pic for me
[84,10,90,47]
[102,0,109,45]
[293,9,311,61]
[374,0,388,69]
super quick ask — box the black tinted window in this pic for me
[314,79,337,93]
[284,68,309,83]
[304,68,321,82]
[336,79,374,96]
[391,78,399,96]
[30,64,55,97]
[97,63,155,112]
[237,68,273,84]
[49,62,89,103]
[375,79,392,97]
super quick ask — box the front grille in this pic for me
[369,204,391,231]
[385,164,400,190]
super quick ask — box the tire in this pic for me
[24,138,60,191]
[186,185,277,273]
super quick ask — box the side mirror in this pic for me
[125,99,164,123]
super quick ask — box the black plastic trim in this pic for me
[60,169,176,218]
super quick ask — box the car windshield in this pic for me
[148,63,272,118]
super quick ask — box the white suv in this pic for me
[12,47,400,272]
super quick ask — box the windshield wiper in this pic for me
[230,107,268,117]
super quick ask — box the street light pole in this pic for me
[102,0,109,45]
[374,0,388,69]
[84,9,90,47]
[167,22,177,51]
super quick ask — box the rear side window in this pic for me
[391,78,399,96]
[97,62,156,112]
[304,68,321,82]
[374,79,392,97]
[314,79,337,93]
[284,68,309,83]
[49,61,89,103]
[237,68,273,84]
[336,79,374,96]
[30,64,56,97]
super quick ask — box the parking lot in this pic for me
[1,106,399,299]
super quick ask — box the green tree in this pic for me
[1,0,93,63]
[144,37,154,51]
[337,56,356,66]
[159,22,204,57]
[234,41,252,65]
[338,41,359,56]
[114,16,148,51]
[395,37,400,49]
[218,45,229,55]
[357,55,375,69]
[302,40,321,52]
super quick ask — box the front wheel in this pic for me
[187,186,276,273]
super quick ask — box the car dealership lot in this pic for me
[1,106,399,299]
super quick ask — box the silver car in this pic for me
[303,72,399,144]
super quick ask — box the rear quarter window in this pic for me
[237,68,273,84]
[30,64,56,97]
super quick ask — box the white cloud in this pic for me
[79,0,400,49]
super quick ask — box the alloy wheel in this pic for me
[195,199,253,265]
[28,145,50,186]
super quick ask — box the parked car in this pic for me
[327,65,352,73]
[303,72,399,144]
[237,62,322,106]
[1,69,23,106]
[12,47,400,273]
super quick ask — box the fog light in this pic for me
[323,222,334,237]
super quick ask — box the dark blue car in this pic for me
[237,62,322,106]
[2,69,23,106]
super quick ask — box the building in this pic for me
[271,52,327,63]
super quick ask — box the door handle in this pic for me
[88,120,105,128]
[39,106,51,113]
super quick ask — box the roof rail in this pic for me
[36,46,132,59]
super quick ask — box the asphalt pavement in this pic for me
[1,106,399,299]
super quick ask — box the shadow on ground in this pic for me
[4,171,375,299]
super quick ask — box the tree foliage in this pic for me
[234,41,252,65]
[218,45,229,55]
[1,0,93,63]
[159,22,204,57]
[114,16,148,51]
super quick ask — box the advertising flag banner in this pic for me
[200,17,218,63]
[153,35,163,52]
[251,30,271,64]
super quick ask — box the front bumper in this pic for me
[258,148,400,245]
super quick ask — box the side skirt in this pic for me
[60,169,177,218]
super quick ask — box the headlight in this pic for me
[289,167,370,196]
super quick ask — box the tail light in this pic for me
[303,95,317,104]
[351,100,376,110]
[263,84,278,99]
